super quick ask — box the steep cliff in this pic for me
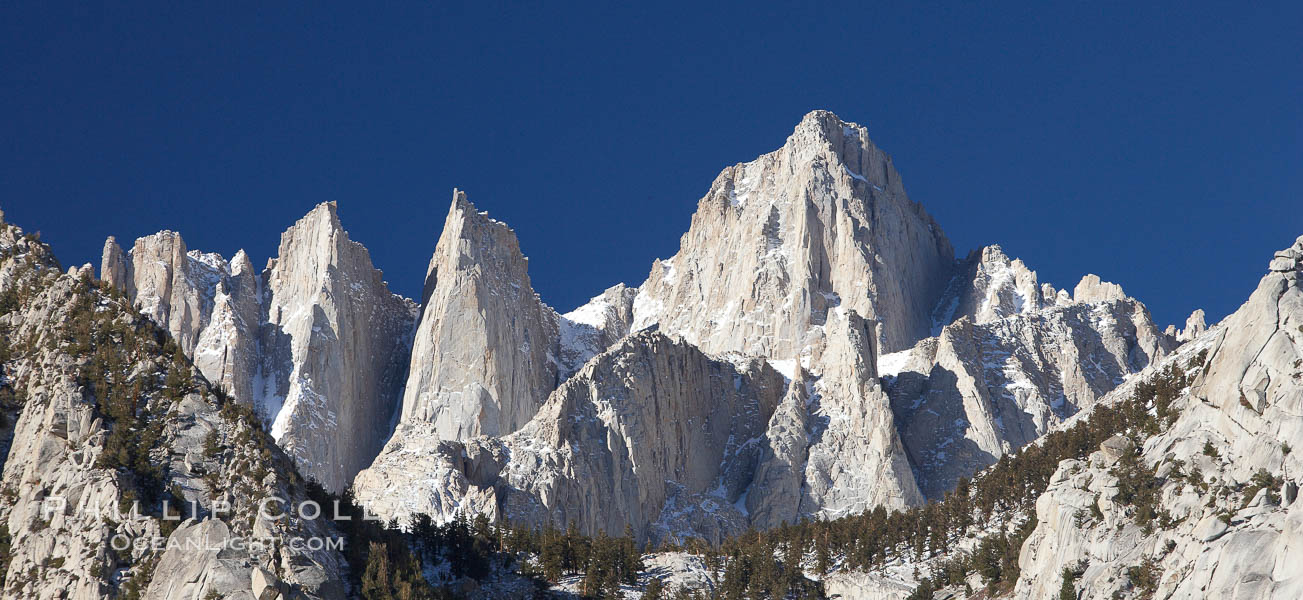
[746,309,922,529]
[0,215,347,599]
[100,203,417,493]
[258,202,418,494]
[398,190,561,440]
[630,110,955,358]
[1011,235,1303,599]
[886,267,1174,498]
[358,329,789,544]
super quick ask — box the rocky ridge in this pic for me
[354,112,1170,547]
[2,108,1264,598]
[0,214,348,600]
[1009,235,1303,599]
[100,203,418,493]
[884,249,1175,497]
[793,235,1303,600]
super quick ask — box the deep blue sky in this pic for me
[2,3,1299,327]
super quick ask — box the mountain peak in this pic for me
[399,188,560,434]
[297,201,343,232]
[230,248,255,276]
[1073,273,1128,304]
[794,109,862,136]
[445,187,515,234]
[450,187,473,212]
[789,109,875,152]
[633,110,954,356]
[1268,234,1303,272]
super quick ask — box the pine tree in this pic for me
[540,525,565,582]
[814,531,831,577]
[643,577,665,600]
[621,524,643,585]
[361,542,394,600]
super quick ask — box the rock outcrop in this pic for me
[258,202,418,494]
[886,282,1174,498]
[99,203,418,493]
[360,330,788,544]
[0,217,346,599]
[1072,273,1129,304]
[747,309,922,528]
[399,190,561,440]
[930,245,1070,329]
[1177,307,1207,342]
[630,110,955,358]
[1010,235,1303,599]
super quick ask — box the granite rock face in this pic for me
[747,309,922,528]
[1010,235,1303,599]
[359,330,789,542]
[357,193,645,521]
[360,309,923,544]
[257,203,418,494]
[100,231,226,356]
[100,203,417,493]
[497,331,788,543]
[191,249,261,405]
[0,217,346,600]
[353,112,1171,544]
[885,277,1174,498]
[630,110,955,358]
[398,190,561,440]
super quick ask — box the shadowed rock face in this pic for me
[257,203,418,494]
[99,203,418,493]
[887,292,1174,498]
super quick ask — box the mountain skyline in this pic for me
[4,4,1303,598]
[3,3,1301,329]
[0,105,1299,598]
